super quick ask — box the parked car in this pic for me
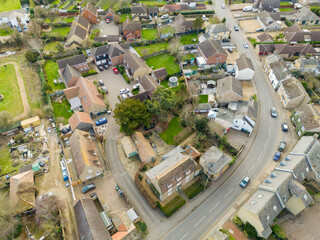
[103,64,109,70]
[102,86,108,93]
[256,28,264,32]
[98,80,104,86]
[132,83,140,89]
[98,65,104,71]
[127,92,133,97]
[281,123,288,132]
[278,141,287,152]
[61,126,71,134]
[82,184,96,194]
[234,25,239,31]
[38,192,55,201]
[113,67,119,74]
[222,38,231,43]
[120,88,130,94]
[144,122,156,130]
[270,107,277,118]
[243,42,249,48]
[227,48,233,53]
[273,152,281,161]
[161,14,169,20]
[121,93,128,100]
[240,176,250,188]
[106,18,110,23]
[96,118,107,126]
[221,3,225,9]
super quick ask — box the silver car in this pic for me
[240,176,250,188]
[243,42,249,48]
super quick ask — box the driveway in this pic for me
[92,21,119,36]
[238,19,262,33]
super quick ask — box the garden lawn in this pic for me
[184,180,204,199]
[120,14,132,23]
[140,1,166,6]
[43,41,61,53]
[142,29,159,40]
[180,33,198,45]
[160,80,184,93]
[44,60,65,90]
[0,64,23,117]
[47,27,70,37]
[134,42,169,56]
[0,0,21,12]
[160,116,183,145]
[198,95,208,103]
[145,53,179,75]
[157,195,186,217]
[280,1,291,6]
[52,100,73,124]
[0,146,21,174]
[64,17,75,23]
[280,8,293,12]
[0,28,13,36]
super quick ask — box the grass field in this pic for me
[145,53,180,75]
[120,14,132,23]
[44,60,65,90]
[47,27,70,37]
[160,116,183,145]
[135,42,169,56]
[0,28,13,36]
[142,29,159,40]
[0,0,21,12]
[43,41,62,53]
[198,95,208,103]
[280,1,291,6]
[140,1,166,6]
[52,100,73,124]
[0,64,23,117]
[180,33,198,45]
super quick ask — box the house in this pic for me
[257,11,281,31]
[91,45,109,65]
[284,25,320,42]
[106,8,116,21]
[139,74,160,98]
[291,7,320,25]
[238,136,315,238]
[261,0,280,12]
[74,199,111,240]
[162,4,191,13]
[131,2,148,21]
[235,55,255,80]
[277,77,310,109]
[274,43,318,57]
[57,54,88,74]
[120,136,138,158]
[180,0,196,9]
[145,152,196,201]
[61,64,82,87]
[120,18,141,42]
[200,146,231,181]
[291,104,320,138]
[257,44,274,56]
[263,54,281,72]
[111,210,138,239]
[151,68,168,81]
[64,77,106,116]
[205,23,231,40]
[216,76,243,106]
[173,14,194,33]
[69,129,104,183]
[148,7,159,18]
[68,111,93,132]
[0,9,29,32]
[123,52,151,81]
[81,2,99,24]
[198,39,227,65]
[133,131,156,163]
[257,32,274,43]
[185,145,201,160]
[10,170,35,215]
[268,60,291,89]
[107,43,126,66]
[294,58,320,75]
[66,15,91,48]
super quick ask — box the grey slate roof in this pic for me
[148,7,159,15]
[62,64,81,85]
[122,19,141,31]
[83,2,98,14]
[67,23,87,41]
[108,43,125,57]
[106,35,119,43]
[57,54,87,70]
[269,61,289,80]
[124,52,148,72]
[200,146,231,175]
[257,32,274,43]
[217,76,243,102]
[91,45,108,57]
[280,77,305,99]
[139,74,159,97]
[207,23,230,34]
[77,15,91,29]
[295,104,320,131]
[198,39,227,59]
[94,37,107,43]
[236,55,254,71]
[131,2,147,14]
[294,7,320,22]
[153,68,168,79]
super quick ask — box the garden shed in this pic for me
[168,76,178,87]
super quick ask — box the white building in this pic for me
[235,55,255,80]
[0,9,29,32]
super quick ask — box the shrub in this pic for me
[12,160,19,167]
[233,216,245,230]
[25,50,38,62]
[301,81,308,90]
[157,195,186,217]
[229,156,236,166]
[82,69,97,77]
[244,222,258,238]
[272,224,287,240]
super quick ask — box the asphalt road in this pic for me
[162,1,291,240]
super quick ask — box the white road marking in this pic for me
[224,188,233,198]
[264,140,268,148]
[268,127,271,135]
[194,216,206,228]
[258,152,263,160]
[248,164,255,173]
[210,201,221,212]
[180,232,189,240]
[55,179,58,186]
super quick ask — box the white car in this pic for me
[121,94,128,100]
[120,88,129,94]
[221,4,225,9]
[132,83,140,89]
[161,14,169,20]
[243,42,249,48]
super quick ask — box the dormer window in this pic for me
[185,169,191,175]
[176,176,182,182]
[167,183,172,188]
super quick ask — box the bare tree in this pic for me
[0,193,20,239]
[168,37,183,62]
[28,19,42,38]
[0,111,12,128]
[34,6,47,19]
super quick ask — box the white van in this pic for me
[243,6,253,12]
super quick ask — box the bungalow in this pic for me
[257,32,274,43]
[0,9,29,32]
[205,23,231,40]
[145,152,196,201]
[139,74,160,98]
[290,7,320,25]
[198,39,228,65]
[257,11,281,31]
[120,18,141,42]
[69,129,104,183]
[216,76,243,106]
[268,60,291,89]
[173,14,194,33]
[81,2,99,24]
[131,2,148,21]
[123,52,151,81]
[277,77,310,109]
[62,64,82,87]
[235,55,255,80]
[294,58,320,75]
[291,104,320,138]
[257,44,274,56]
[68,111,93,132]
[57,54,89,74]
[133,131,156,163]
[105,8,116,21]
[66,15,91,48]
[285,25,320,42]
[108,43,126,66]
[200,146,231,181]
[274,43,318,57]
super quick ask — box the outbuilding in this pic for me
[21,116,41,129]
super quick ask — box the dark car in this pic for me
[82,184,96,194]
[144,123,156,130]
[98,65,104,71]
[96,118,107,126]
[281,123,288,132]
[273,152,281,161]
[256,28,264,32]
[98,80,104,86]
[222,38,231,43]
[278,141,287,152]
[227,48,233,53]
[240,176,250,188]
[104,64,109,70]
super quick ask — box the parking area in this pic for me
[238,19,262,33]
[92,21,119,36]
[226,128,249,150]
[226,49,240,64]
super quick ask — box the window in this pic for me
[273,205,277,212]
[301,126,305,132]
[297,118,301,122]
[168,188,173,196]
[89,15,91,18]
[303,194,308,201]
[298,130,301,137]
[167,183,172,188]
[85,67,88,70]
[283,195,287,201]
[306,167,309,172]
[186,175,190,183]
[176,176,182,182]
[81,68,83,71]
[185,169,191,175]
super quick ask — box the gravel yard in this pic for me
[238,19,262,33]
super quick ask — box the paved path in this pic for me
[0,62,30,121]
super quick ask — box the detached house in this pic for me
[81,2,99,24]
[257,11,281,31]
[131,2,148,21]
[216,76,243,106]
[290,7,320,25]
[200,146,231,181]
[205,23,231,40]
[105,8,116,21]
[108,43,126,66]
[198,39,227,65]
[123,52,151,81]
[148,7,159,19]
[70,129,104,183]
[268,60,290,89]
[145,152,196,201]
[235,55,255,80]
[173,14,194,33]
[66,15,91,48]
[284,24,320,42]
[295,58,320,75]
[120,18,141,42]
[57,54,89,75]
[277,77,310,109]
[274,43,318,57]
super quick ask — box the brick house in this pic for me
[123,52,151,81]
[105,8,116,21]
[120,18,141,42]
[198,39,227,65]
[81,2,98,24]
[57,54,89,74]
[108,43,126,66]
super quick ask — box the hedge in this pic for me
[272,224,287,240]
[157,195,186,217]
[82,69,98,77]
[183,180,204,199]
[180,10,215,15]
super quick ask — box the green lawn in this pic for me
[280,1,291,6]
[198,95,208,103]
[59,1,69,9]
[120,14,132,23]
[160,116,183,145]
[180,33,198,45]
[0,28,13,36]
[0,64,23,117]
[0,146,21,174]
[47,27,70,37]
[157,195,186,217]
[0,0,21,12]
[90,29,100,40]
[64,17,75,23]
[184,180,204,199]
[183,53,196,60]
[161,25,175,34]
[52,100,73,124]
[43,41,61,53]
[44,60,65,90]
[145,53,180,75]
[140,1,166,6]
[160,80,184,93]
[280,8,293,12]
[135,42,169,56]
[142,29,159,40]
